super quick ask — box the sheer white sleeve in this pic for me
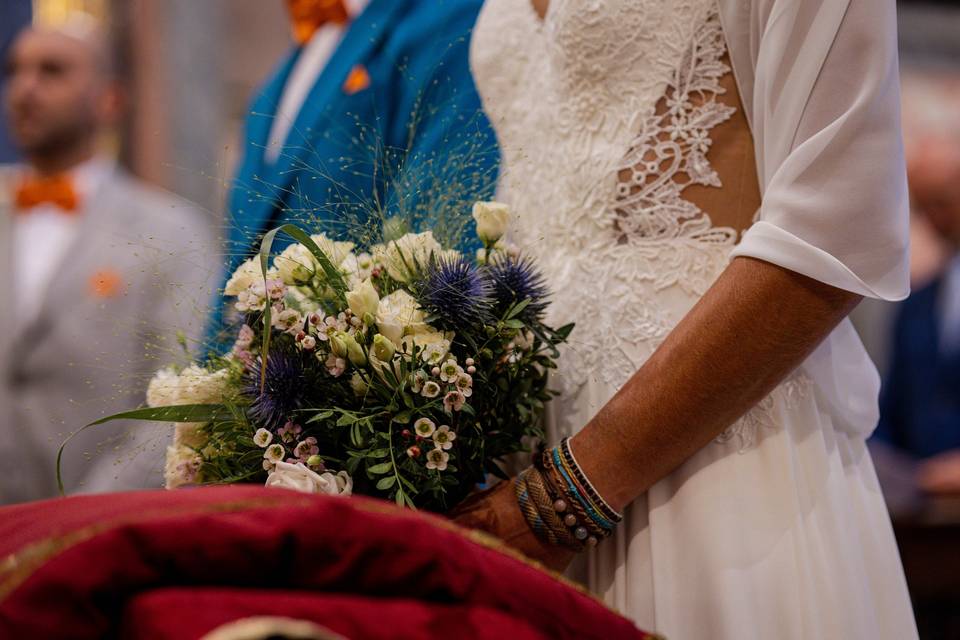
[724,0,910,301]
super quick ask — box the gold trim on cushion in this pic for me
[200,617,349,640]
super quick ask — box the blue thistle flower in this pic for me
[418,255,494,331]
[243,346,322,431]
[488,255,550,322]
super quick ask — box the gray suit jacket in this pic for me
[0,165,220,504]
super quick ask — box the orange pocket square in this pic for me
[89,268,124,298]
[343,64,371,95]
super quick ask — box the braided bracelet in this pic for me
[514,440,623,552]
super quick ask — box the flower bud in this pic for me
[472,201,510,244]
[372,333,396,361]
[330,334,348,359]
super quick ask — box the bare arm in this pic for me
[571,256,861,512]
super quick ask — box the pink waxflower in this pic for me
[266,278,286,301]
[326,354,347,378]
[295,437,319,460]
[443,390,466,413]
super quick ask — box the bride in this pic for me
[456,0,920,637]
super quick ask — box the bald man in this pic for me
[0,22,217,503]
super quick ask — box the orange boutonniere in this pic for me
[88,268,124,298]
[343,64,371,95]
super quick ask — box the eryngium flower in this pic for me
[243,346,321,431]
[488,255,549,322]
[418,255,493,331]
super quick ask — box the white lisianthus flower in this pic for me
[274,243,317,285]
[253,428,273,448]
[265,461,353,496]
[346,279,380,319]
[224,258,261,296]
[425,447,450,472]
[376,289,427,345]
[341,252,375,287]
[472,201,511,244]
[164,445,202,489]
[309,233,355,268]
[146,367,180,407]
[374,231,442,282]
[176,365,231,405]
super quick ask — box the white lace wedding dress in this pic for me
[471,0,919,637]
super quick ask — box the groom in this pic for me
[213,0,497,345]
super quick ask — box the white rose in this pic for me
[375,289,428,345]
[224,258,261,296]
[374,231,442,282]
[309,233,355,268]
[345,279,380,320]
[265,461,353,496]
[274,243,317,285]
[341,252,375,288]
[146,367,180,407]
[401,330,454,365]
[472,201,511,244]
[173,422,207,449]
[175,365,231,405]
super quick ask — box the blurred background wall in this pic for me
[0,0,32,162]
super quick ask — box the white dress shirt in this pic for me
[265,0,371,165]
[12,157,112,327]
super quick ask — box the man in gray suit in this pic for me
[0,19,217,503]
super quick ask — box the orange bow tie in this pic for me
[14,174,80,213]
[286,0,350,45]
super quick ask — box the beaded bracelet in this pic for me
[560,437,622,522]
[514,440,624,552]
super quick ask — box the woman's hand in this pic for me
[450,478,575,572]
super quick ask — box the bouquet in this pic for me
[78,202,572,512]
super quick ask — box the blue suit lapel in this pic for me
[242,0,407,242]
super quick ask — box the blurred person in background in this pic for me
[875,138,960,495]
[212,0,496,343]
[0,16,216,504]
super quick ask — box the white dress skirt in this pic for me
[470,0,919,637]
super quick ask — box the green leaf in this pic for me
[376,476,397,490]
[368,448,391,458]
[56,404,233,495]
[306,410,335,424]
[392,410,412,424]
[554,323,575,342]
[367,461,393,475]
[273,224,349,304]
[337,414,358,427]
[506,298,531,320]
[503,319,525,330]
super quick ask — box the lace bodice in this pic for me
[471,0,809,444]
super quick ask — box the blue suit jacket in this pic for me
[211,0,497,347]
[875,277,960,459]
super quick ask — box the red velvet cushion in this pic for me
[0,486,653,639]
